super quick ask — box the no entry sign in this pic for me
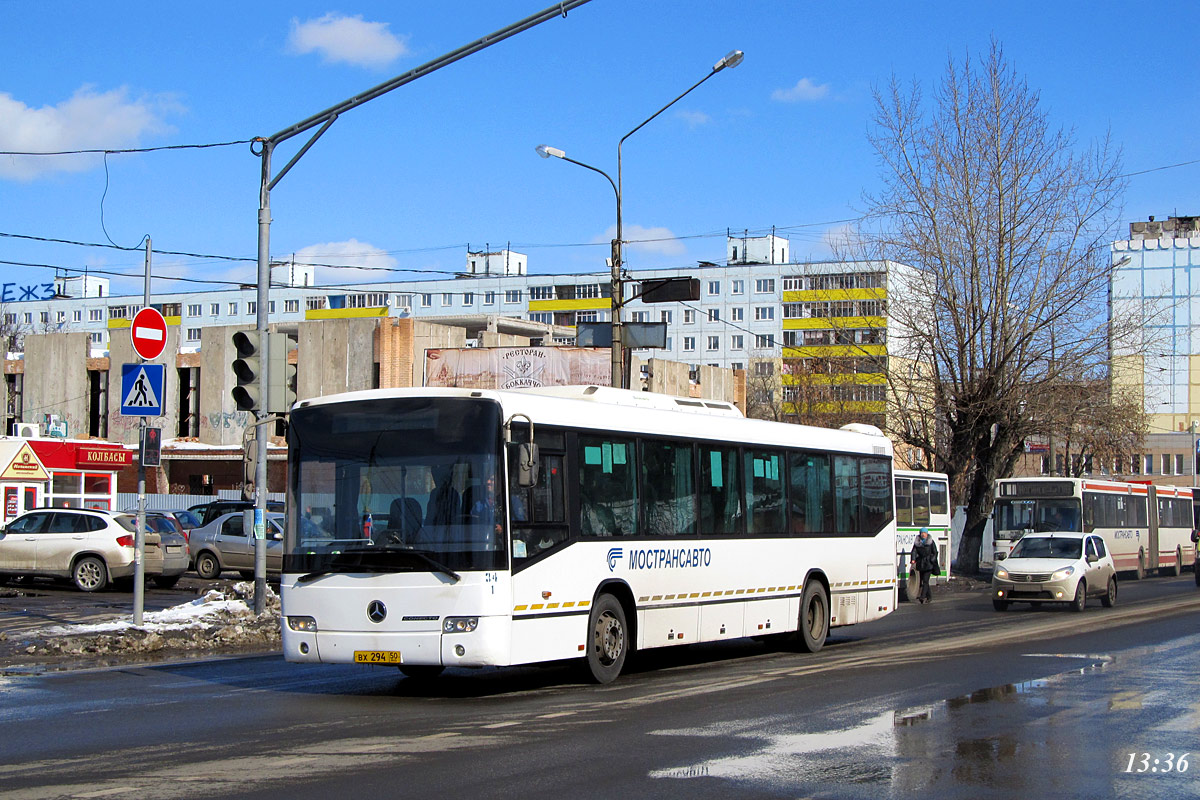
[131,307,167,361]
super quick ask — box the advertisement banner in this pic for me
[425,347,610,390]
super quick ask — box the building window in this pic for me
[1144,454,1154,475]
[576,311,598,323]
[90,332,102,344]
[56,311,66,323]
[755,306,775,321]
[660,310,672,324]
[187,304,201,317]
[707,336,719,351]
[210,303,219,315]
[1176,453,1185,475]
[248,302,256,315]
[708,308,720,322]
[755,361,774,376]
[187,328,201,342]
[756,334,775,348]
[484,292,496,305]
[630,311,648,323]
[683,310,695,324]
[731,335,744,350]
[89,309,103,322]
[732,280,744,295]
[23,313,32,323]
[529,312,552,324]
[269,301,276,314]
[577,284,601,299]
[683,337,696,352]
[72,310,82,322]
[228,303,239,315]
[505,290,522,304]
[40,312,49,324]
[306,296,327,311]
[707,280,720,295]
[286,299,300,313]
[755,279,775,293]
[442,293,453,306]
[463,292,474,305]
[731,307,744,322]
[1162,454,1173,475]
[421,294,432,307]
[530,286,554,300]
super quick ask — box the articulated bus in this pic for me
[281,386,898,683]
[993,477,1195,579]
[893,470,951,599]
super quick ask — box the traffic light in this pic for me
[141,427,161,467]
[268,332,298,414]
[231,330,265,412]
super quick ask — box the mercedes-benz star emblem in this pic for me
[366,600,387,623]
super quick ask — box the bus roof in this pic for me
[294,386,893,457]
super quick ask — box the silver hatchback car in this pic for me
[189,511,285,579]
[0,508,185,592]
[992,532,1117,612]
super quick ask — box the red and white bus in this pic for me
[993,477,1194,579]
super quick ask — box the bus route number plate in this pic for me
[354,651,403,664]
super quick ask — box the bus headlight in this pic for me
[1051,566,1075,581]
[443,617,478,634]
[287,615,318,632]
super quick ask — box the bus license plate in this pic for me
[354,651,403,664]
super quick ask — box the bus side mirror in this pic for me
[517,443,540,488]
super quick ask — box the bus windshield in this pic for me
[285,396,507,574]
[994,498,1081,537]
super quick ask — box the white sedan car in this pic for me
[992,532,1117,612]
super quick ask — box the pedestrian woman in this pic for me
[910,527,939,604]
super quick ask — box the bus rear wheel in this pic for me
[585,594,629,684]
[797,581,829,653]
[1162,548,1182,577]
[1134,550,1145,580]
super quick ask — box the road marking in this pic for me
[73,789,138,798]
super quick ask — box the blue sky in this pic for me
[2,1,1198,300]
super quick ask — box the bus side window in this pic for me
[789,452,831,535]
[929,481,948,516]
[860,458,892,534]
[895,479,913,526]
[699,445,741,535]
[642,439,696,537]
[911,480,930,527]
[833,455,860,535]
[578,436,638,537]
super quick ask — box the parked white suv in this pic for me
[0,508,184,592]
[992,532,1117,612]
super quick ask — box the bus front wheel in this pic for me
[585,594,629,684]
[797,581,829,653]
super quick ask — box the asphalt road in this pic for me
[0,575,1197,800]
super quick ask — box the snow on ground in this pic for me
[6,582,282,664]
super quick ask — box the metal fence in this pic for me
[116,491,285,512]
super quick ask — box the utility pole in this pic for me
[134,237,151,625]
[245,1,592,613]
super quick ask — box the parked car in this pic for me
[189,511,285,579]
[992,532,1117,612]
[124,507,202,533]
[188,499,284,528]
[0,508,181,592]
[135,513,191,587]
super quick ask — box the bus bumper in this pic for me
[283,620,511,668]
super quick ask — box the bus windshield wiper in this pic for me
[297,547,460,584]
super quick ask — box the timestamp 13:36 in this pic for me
[1123,753,1190,774]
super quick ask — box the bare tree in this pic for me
[745,354,785,422]
[1041,377,1147,477]
[855,41,1131,573]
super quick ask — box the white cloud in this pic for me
[287,13,409,69]
[290,239,399,284]
[602,224,687,258]
[771,78,831,103]
[0,87,177,181]
[676,110,713,128]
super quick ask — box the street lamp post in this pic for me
[536,49,743,388]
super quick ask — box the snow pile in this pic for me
[14,583,281,661]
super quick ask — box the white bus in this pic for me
[993,477,1195,579]
[893,470,951,599]
[280,386,898,683]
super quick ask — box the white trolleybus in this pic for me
[993,477,1195,579]
[893,470,951,600]
[281,386,899,683]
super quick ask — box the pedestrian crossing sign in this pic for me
[120,363,164,417]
